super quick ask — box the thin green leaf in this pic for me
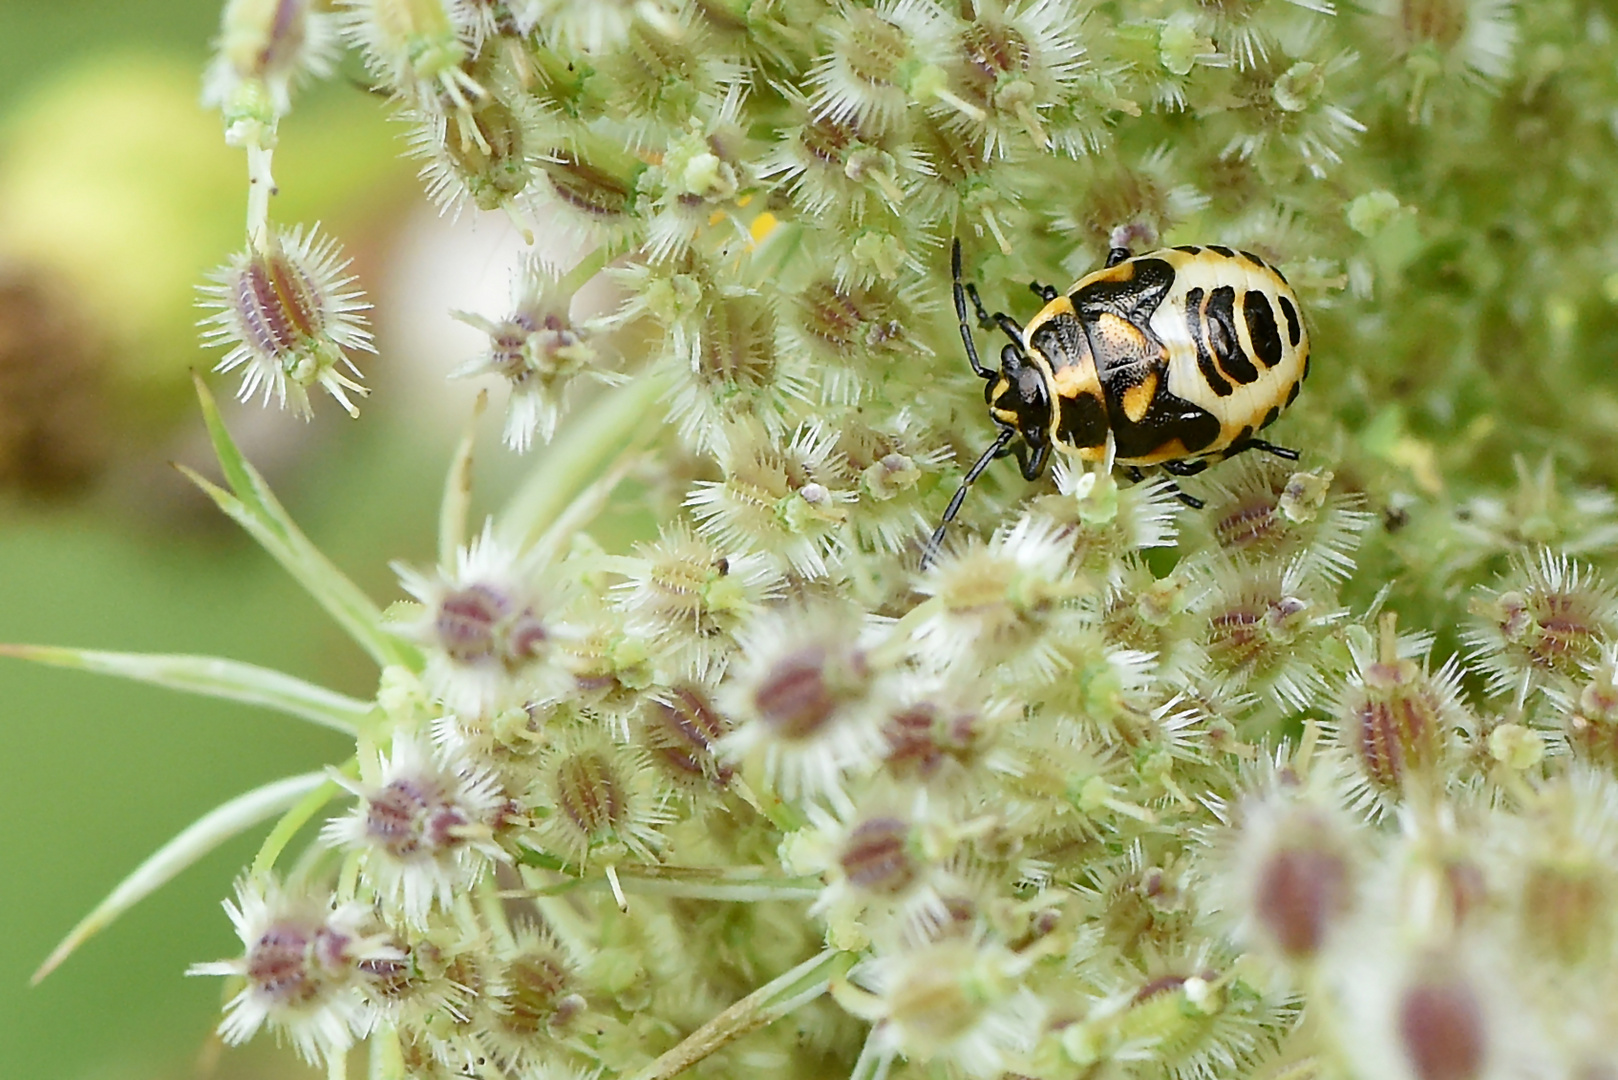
[0,645,371,734]
[32,771,328,984]
[628,948,855,1080]
[185,375,417,670]
[252,761,355,876]
[439,390,487,567]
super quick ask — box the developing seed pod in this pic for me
[406,70,548,217]
[1464,550,1618,709]
[453,255,619,451]
[204,0,340,119]
[1221,51,1366,180]
[779,273,932,406]
[524,727,672,868]
[636,683,736,792]
[613,521,784,680]
[1369,0,1518,123]
[922,0,1086,157]
[912,514,1089,681]
[837,936,1045,1080]
[786,786,958,947]
[1337,948,1505,1080]
[1556,646,1618,771]
[475,925,589,1071]
[1186,457,1370,582]
[1499,767,1618,972]
[342,0,485,111]
[1192,556,1337,715]
[1330,615,1470,816]
[528,139,646,259]
[687,421,856,578]
[758,89,925,226]
[594,10,745,147]
[197,223,372,417]
[807,0,942,136]
[608,256,814,454]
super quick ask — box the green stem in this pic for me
[628,948,856,1080]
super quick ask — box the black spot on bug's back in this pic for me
[1271,265,1289,285]
[1206,285,1259,386]
[1074,258,1175,324]
[1278,295,1302,347]
[1302,353,1311,380]
[1057,392,1108,449]
[1173,245,1202,254]
[1285,381,1300,406]
[1184,286,1232,397]
[1029,315,1089,374]
[1238,250,1266,269]
[1208,245,1237,258]
[1261,405,1279,429]
[1243,290,1284,368]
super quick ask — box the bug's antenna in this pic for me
[923,426,1016,568]
[952,240,996,380]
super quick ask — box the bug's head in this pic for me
[987,342,1052,437]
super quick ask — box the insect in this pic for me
[928,239,1310,556]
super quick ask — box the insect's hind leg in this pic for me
[1028,280,1059,303]
[1158,457,1208,509]
[1231,437,1300,461]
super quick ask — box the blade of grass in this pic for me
[33,771,328,984]
[0,645,370,734]
[183,375,416,670]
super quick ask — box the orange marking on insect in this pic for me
[1121,371,1159,423]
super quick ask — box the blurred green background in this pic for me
[0,2,482,1076]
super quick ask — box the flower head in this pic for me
[454,256,618,451]
[197,223,372,417]
[322,736,512,926]
[392,523,558,716]
[187,876,401,1063]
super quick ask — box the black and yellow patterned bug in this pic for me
[929,239,1310,554]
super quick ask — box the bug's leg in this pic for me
[952,240,994,380]
[963,280,1025,345]
[1158,458,1207,508]
[1028,280,1059,303]
[1126,465,1147,484]
[1105,246,1133,268]
[1244,437,1301,461]
[1013,440,1050,481]
[925,426,1017,566]
[1161,458,1210,477]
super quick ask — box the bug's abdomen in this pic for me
[1148,247,1310,459]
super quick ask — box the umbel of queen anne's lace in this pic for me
[32,0,1618,1079]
